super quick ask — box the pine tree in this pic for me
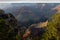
[40,12,60,40]
[0,10,18,40]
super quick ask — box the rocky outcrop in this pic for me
[23,20,48,38]
[53,5,60,12]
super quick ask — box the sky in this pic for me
[0,0,60,1]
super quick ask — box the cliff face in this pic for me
[23,20,48,38]
[35,20,48,28]
[53,5,60,12]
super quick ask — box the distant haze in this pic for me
[0,3,60,22]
